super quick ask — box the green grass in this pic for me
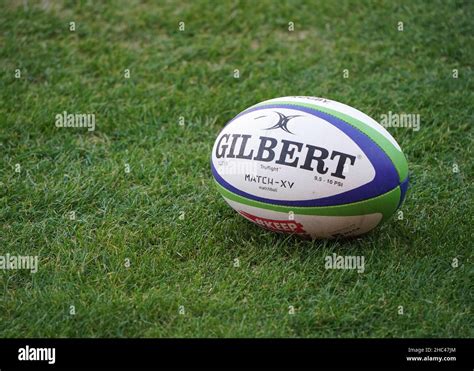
[0,0,473,337]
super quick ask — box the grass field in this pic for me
[0,0,473,337]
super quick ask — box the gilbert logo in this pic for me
[238,210,306,234]
[18,345,56,365]
[214,132,357,180]
[255,111,302,134]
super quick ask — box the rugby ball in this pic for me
[211,96,409,239]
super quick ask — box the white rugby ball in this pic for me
[211,96,409,239]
